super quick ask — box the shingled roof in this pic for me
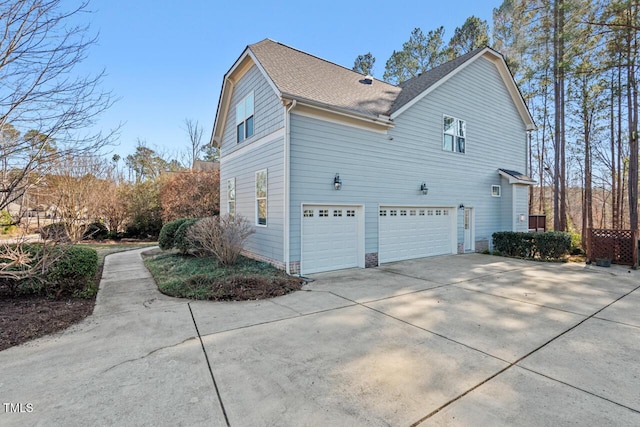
[249,39,400,119]
[213,39,534,141]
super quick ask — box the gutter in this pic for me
[280,93,394,127]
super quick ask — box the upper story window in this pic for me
[443,115,465,154]
[236,92,254,143]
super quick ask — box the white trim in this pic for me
[512,184,517,231]
[283,101,296,274]
[255,169,268,227]
[220,128,285,163]
[291,108,390,134]
[246,50,282,100]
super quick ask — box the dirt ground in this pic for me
[0,293,94,351]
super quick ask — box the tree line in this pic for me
[353,0,639,246]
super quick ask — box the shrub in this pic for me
[0,210,17,235]
[187,215,254,265]
[83,222,109,240]
[43,245,98,298]
[39,223,71,242]
[174,218,199,254]
[492,231,571,260]
[158,218,189,250]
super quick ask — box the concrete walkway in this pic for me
[1,249,640,426]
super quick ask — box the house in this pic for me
[211,39,536,275]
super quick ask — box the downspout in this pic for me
[284,99,297,274]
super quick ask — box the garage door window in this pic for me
[347,210,355,217]
[333,209,342,217]
[319,209,329,217]
[304,209,314,217]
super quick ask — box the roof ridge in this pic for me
[250,39,398,90]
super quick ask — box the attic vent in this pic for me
[360,75,373,85]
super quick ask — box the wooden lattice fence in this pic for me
[588,229,639,267]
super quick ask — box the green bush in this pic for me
[174,218,199,254]
[0,210,17,235]
[492,231,571,261]
[43,245,98,298]
[158,218,189,250]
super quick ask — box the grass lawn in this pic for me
[143,251,303,301]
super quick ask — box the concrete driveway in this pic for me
[1,249,640,426]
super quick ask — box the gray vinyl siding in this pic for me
[220,136,285,262]
[220,65,283,158]
[289,56,528,261]
[219,63,285,263]
[514,185,530,232]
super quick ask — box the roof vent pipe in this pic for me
[363,75,373,85]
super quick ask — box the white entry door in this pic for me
[464,208,473,252]
[379,207,455,263]
[301,205,362,274]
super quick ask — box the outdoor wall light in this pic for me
[420,183,429,195]
[519,213,526,222]
[334,173,342,190]
[459,204,465,209]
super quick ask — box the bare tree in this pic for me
[0,0,116,218]
[184,119,204,169]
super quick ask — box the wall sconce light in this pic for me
[334,173,342,190]
[459,204,465,209]
[420,183,429,195]
[519,213,526,222]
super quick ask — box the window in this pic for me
[390,210,398,216]
[400,210,407,216]
[236,93,255,143]
[410,209,417,216]
[427,210,434,216]
[319,209,329,217]
[419,209,425,216]
[227,178,236,220]
[443,115,465,153]
[443,210,449,216]
[436,209,442,216]
[346,210,355,217]
[333,209,342,217]
[304,209,314,217]
[255,169,267,225]
[492,185,501,197]
[379,209,387,216]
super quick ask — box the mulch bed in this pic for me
[0,292,94,351]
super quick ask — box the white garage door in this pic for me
[379,207,454,263]
[302,205,361,274]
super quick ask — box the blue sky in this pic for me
[77,0,500,160]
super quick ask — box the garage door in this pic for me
[302,205,361,274]
[379,207,454,263]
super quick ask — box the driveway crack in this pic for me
[101,336,197,374]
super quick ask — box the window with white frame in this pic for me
[443,115,465,153]
[492,185,501,197]
[255,169,267,226]
[227,178,236,219]
[236,92,255,143]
